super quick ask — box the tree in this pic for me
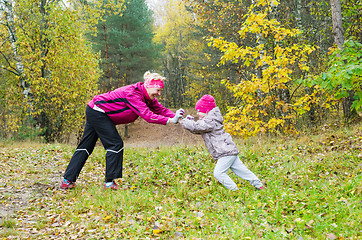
[151,0,239,109]
[329,0,358,120]
[0,0,101,142]
[306,40,362,119]
[343,0,362,43]
[91,0,160,92]
[208,0,316,137]
[1,0,30,98]
[153,0,195,107]
[330,0,344,49]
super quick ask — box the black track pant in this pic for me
[63,105,124,182]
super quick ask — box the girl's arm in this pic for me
[180,117,215,134]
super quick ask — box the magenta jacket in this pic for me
[88,82,175,125]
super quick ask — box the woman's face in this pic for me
[197,111,207,119]
[146,87,163,100]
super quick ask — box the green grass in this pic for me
[0,123,361,239]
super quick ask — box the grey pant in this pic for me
[213,155,263,190]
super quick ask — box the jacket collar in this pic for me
[137,82,151,101]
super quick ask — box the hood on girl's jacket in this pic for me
[205,107,224,125]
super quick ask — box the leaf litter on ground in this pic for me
[0,122,361,239]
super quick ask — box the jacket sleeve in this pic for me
[180,118,215,134]
[148,99,175,118]
[125,91,170,125]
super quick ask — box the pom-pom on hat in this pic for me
[195,95,216,113]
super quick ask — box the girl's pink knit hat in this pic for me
[195,95,216,113]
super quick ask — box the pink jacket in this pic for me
[88,82,175,125]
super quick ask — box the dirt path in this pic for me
[0,147,63,220]
[120,117,203,148]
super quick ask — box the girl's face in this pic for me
[146,88,163,100]
[197,111,207,119]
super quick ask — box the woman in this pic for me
[60,71,184,190]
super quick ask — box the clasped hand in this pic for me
[171,108,185,124]
[185,115,194,120]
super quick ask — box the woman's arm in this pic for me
[148,99,175,118]
[125,91,171,125]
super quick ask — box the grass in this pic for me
[0,122,361,239]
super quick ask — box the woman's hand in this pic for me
[175,108,185,117]
[169,108,185,124]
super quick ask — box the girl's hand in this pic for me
[186,115,194,120]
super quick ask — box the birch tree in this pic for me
[1,0,30,97]
[0,0,101,142]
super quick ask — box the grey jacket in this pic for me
[180,107,239,160]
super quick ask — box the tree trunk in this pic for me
[103,24,112,86]
[329,0,344,50]
[330,0,357,121]
[342,90,358,121]
[40,0,49,78]
[124,124,129,138]
[3,0,31,97]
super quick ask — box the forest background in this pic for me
[0,0,361,143]
[0,1,361,238]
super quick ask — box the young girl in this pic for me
[180,95,264,191]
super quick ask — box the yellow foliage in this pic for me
[293,86,339,116]
[208,0,315,138]
[5,0,102,141]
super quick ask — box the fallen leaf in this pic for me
[152,229,162,234]
[196,212,205,218]
[327,233,337,240]
[103,215,112,220]
[286,226,295,233]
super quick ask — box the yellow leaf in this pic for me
[152,229,162,234]
[103,215,112,220]
[271,0,280,6]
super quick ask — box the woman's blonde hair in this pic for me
[143,71,165,82]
